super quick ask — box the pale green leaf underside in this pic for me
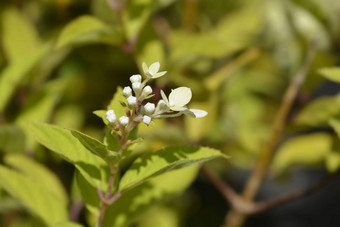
[119,145,226,191]
[103,165,200,227]
[0,165,68,225]
[30,122,108,190]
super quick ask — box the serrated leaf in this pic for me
[56,15,122,49]
[30,122,108,190]
[0,165,68,225]
[0,44,50,112]
[71,130,119,166]
[0,125,26,153]
[1,8,40,63]
[295,96,340,126]
[319,67,340,83]
[271,133,332,173]
[119,145,226,191]
[4,154,68,206]
[103,165,200,227]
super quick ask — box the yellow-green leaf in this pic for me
[319,67,340,83]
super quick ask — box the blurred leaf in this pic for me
[75,171,100,216]
[326,151,340,172]
[137,205,179,227]
[51,222,83,227]
[0,165,68,225]
[170,7,262,60]
[319,67,340,83]
[56,15,122,49]
[272,133,332,173]
[71,130,119,167]
[1,7,40,63]
[4,154,68,207]
[329,118,340,138]
[295,96,340,126]
[0,125,26,153]
[184,94,218,141]
[0,44,50,112]
[30,122,108,190]
[135,22,165,71]
[119,145,226,191]
[16,79,67,150]
[103,165,200,227]
[122,0,153,40]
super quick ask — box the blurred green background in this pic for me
[1,0,340,226]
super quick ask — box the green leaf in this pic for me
[0,125,26,153]
[71,130,119,166]
[119,145,226,191]
[30,122,108,190]
[0,44,50,112]
[319,67,340,83]
[51,222,84,227]
[15,79,67,150]
[56,15,122,49]
[103,165,200,227]
[329,118,340,138]
[271,133,332,173]
[326,151,340,173]
[1,8,40,63]
[122,0,154,40]
[94,87,126,125]
[295,96,340,126]
[0,165,68,225]
[4,154,68,206]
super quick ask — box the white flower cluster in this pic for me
[105,62,207,127]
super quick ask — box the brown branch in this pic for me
[201,166,239,206]
[249,171,336,214]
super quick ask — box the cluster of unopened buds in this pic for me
[105,62,207,128]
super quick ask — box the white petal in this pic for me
[186,109,208,118]
[153,71,167,78]
[160,90,169,106]
[142,62,148,75]
[169,87,192,108]
[149,62,160,75]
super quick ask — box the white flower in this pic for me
[142,62,167,79]
[132,82,141,93]
[105,110,116,123]
[143,115,152,125]
[161,87,192,111]
[119,116,129,126]
[123,86,132,97]
[144,102,155,114]
[142,85,152,97]
[127,96,137,107]
[130,74,142,83]
[183,109,208,118]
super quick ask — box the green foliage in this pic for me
[0,165,68,225]
[29,122,109,190]
[56,15,122,49]
[119,145,226,191]
[103,165,200,227]
[0,125,26,153]
[271,133,332,173]
[319,67,340,83]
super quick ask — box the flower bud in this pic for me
[123,86,132,97]
[156,100,168,111]
[142,85,152,97]
[127,96,137,107]
[144,102,155,115]
[119,116,129,126]
[130,74,142,83]
[105,110,116,123]
[132,82,141,93]
[143,115,151,125]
